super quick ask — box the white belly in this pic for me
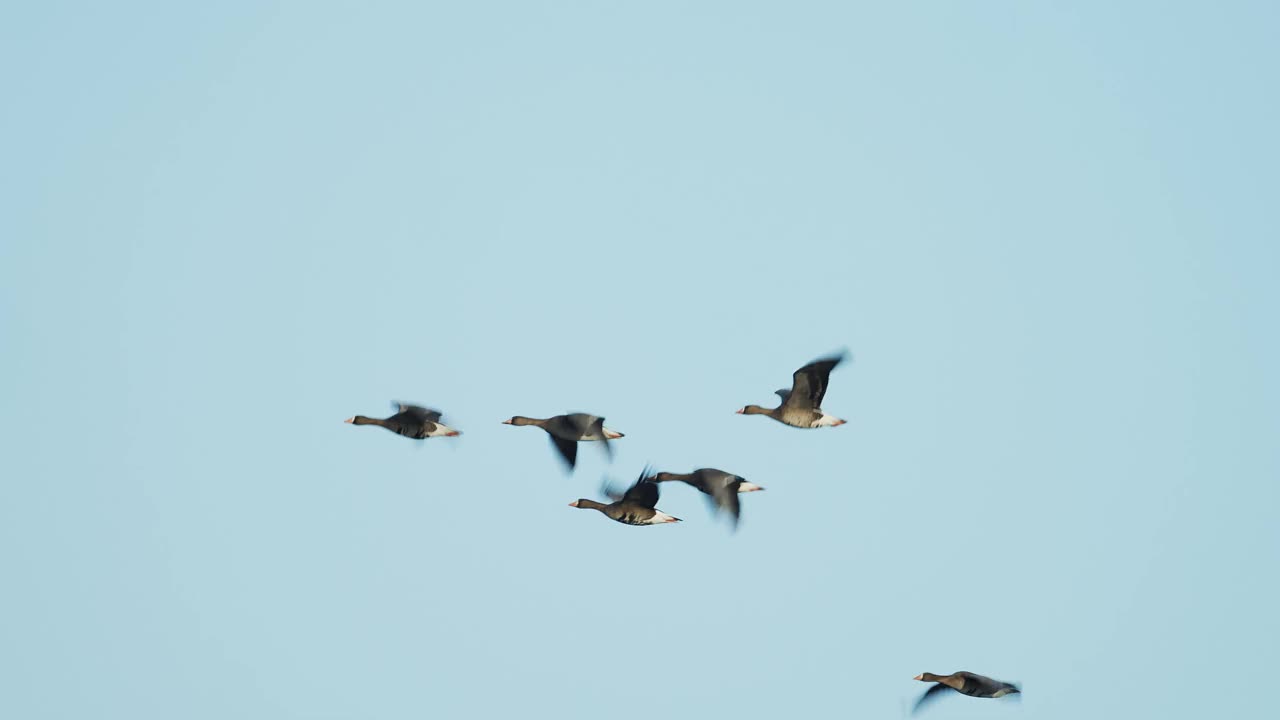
[811,413,846,427]
[425,422,460,437]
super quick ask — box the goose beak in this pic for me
[913,674,925,681]
[735,408,745,414]
[501,420,512,425]
[343,417,354,424]
[446,431,461,437]
[739,483,764,492]
[568,501,580,507]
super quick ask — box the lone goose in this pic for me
[502,413,623,470]
[912,671,1021,715]
[344,403,461,439]
[570,466,680,526]
[650,468,763,527]
[737,352,848,428]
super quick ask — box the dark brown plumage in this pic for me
[650,468,763,528]
[502,412,623,470]
[737,352,849,428]
[570,466,680,526]
[912,671,1021,714]
[344,403,460,439]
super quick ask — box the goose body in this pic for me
[651,468,763,527]
[571,467,680,526]
[503,412,623,470]
[738,352,849,428]
[912,671,1020,714]
[344,403,460,439]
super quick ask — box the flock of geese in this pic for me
[343,350,1022,715]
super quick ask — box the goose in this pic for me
[344,403,460,439]
[502,413,623,470]
[912,671,1021,714]
[650,468,763,527]
[570,466,680,526]
[737,352,848,428]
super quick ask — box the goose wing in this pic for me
[392,403,443,424]
[697,469,743,526]
[911,683,954,715]
[549,435,579,469]
[783,353,846,410]
[620,466,659,508]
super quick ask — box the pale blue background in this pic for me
[2,2,1277,718]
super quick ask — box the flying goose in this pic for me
[912,671,1021,714]
[502,413,623,470]
[737,352,848,428]
[570,466,680,526]
[650,468,763,527]
[344,403,460,439]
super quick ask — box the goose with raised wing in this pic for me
[737,352,849,428]
[570,466,680,526]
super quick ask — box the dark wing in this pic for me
[911,684,954,715]
[620,466,659,508]
[549,435,579,470]
[621,481,659,509]
[716,483,742,528]
[783,352,846,410]
[558,413,598,437]
[699,470,742,526]
[955,671,1017,697]
[393,402,443,424]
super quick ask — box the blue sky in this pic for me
[2,2,1277,718]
